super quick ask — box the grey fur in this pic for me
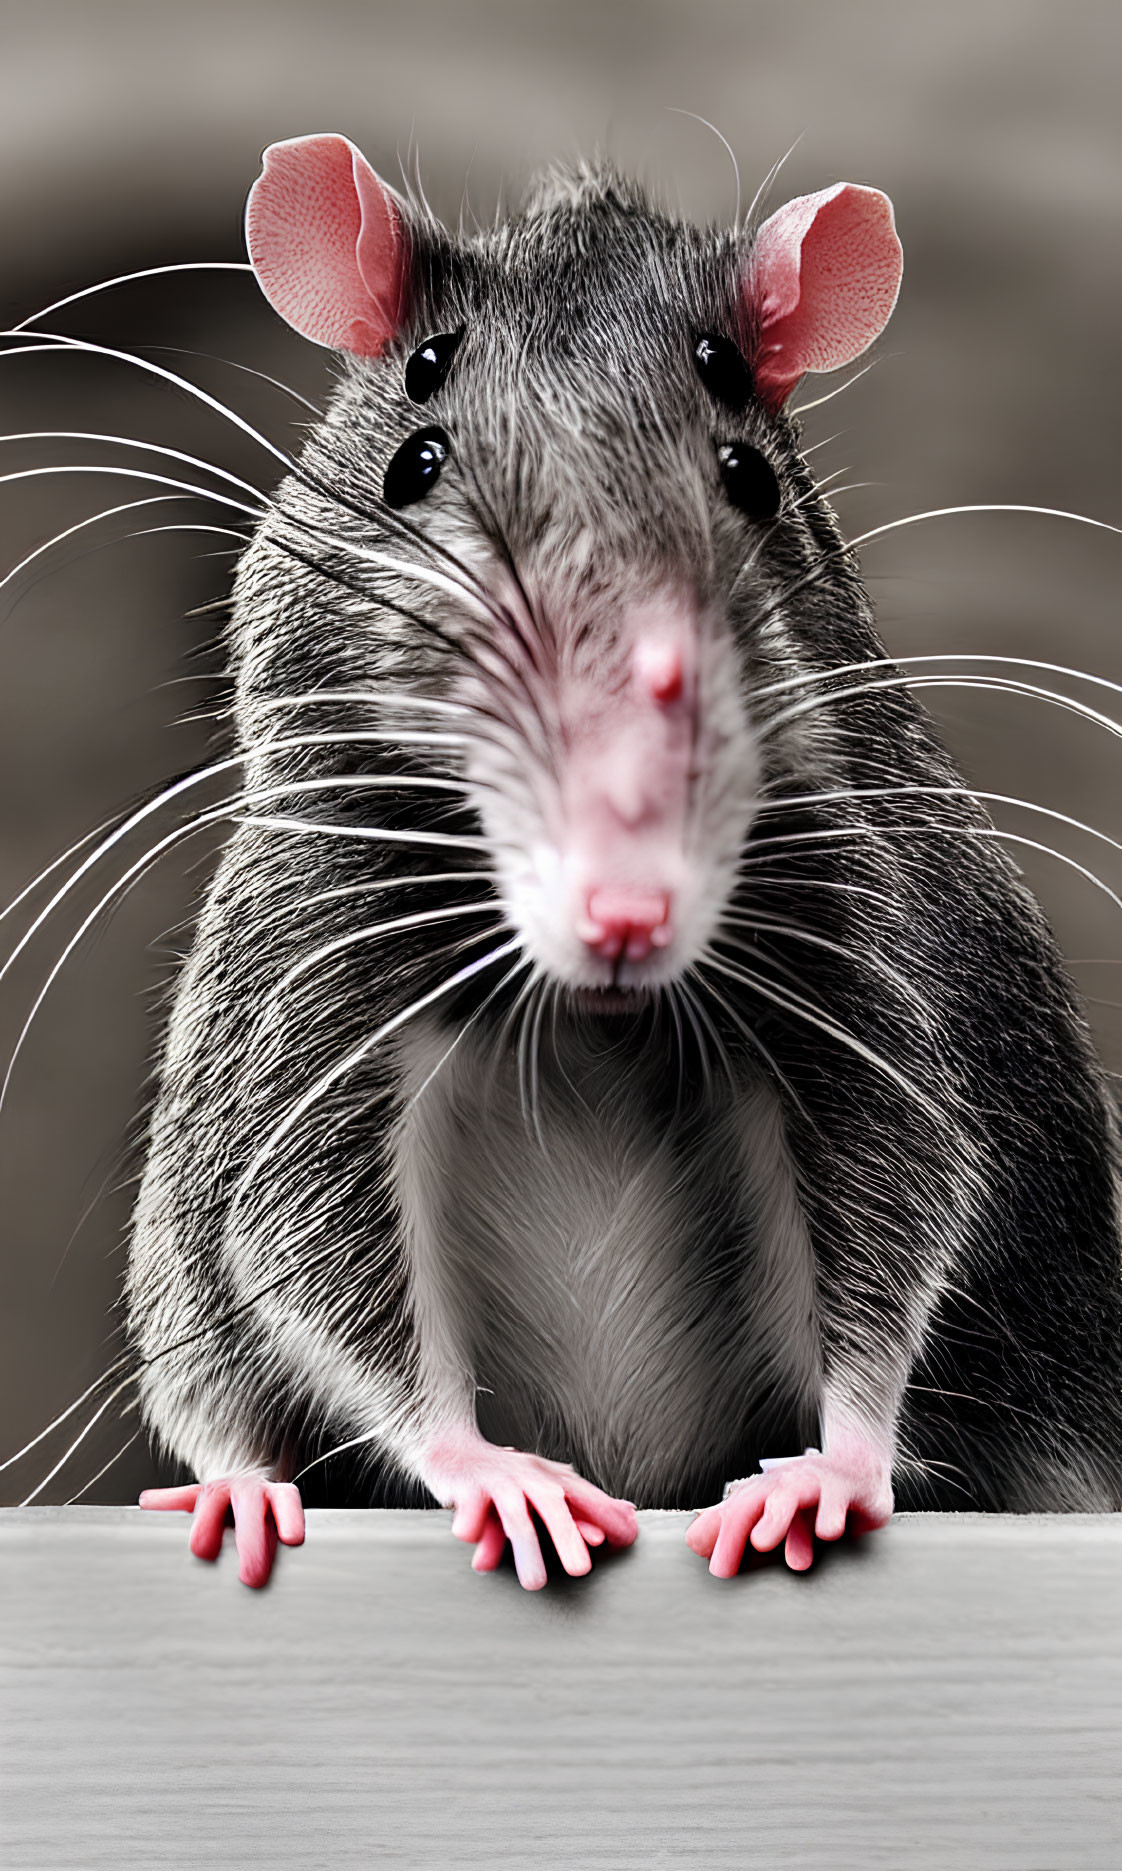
[126,162,1122,1516]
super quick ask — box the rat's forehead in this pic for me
[421,206,739,346]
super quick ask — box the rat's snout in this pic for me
[559,599,697,979]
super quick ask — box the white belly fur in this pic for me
[395,1015,821,1504]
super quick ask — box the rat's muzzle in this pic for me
[559,601,697,979]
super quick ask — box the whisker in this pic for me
[139,345,324,417]
[690,962,810,1121]
[0,331,298,474]
[758,671,1122,748]
[743,136,802,232]
[402,951,532,1115]
[260,688,471,719]
[0,1359,131,1473]
[676,971,730,1099]
[0,740,492,985]
[667,109,741,228]
[753,650,1122,710]
[0,461,264,518]
[272,902,498,997]
[734,870,897,908]
[0,429,267,503]
[19,1375,137,1506]
[235,813,485,850]
[64,1427,141,1506]
[749,782,1122,877]
[527,975,551,1153]
[229,933,522,1212]
[739,823,1122,920]
[515,971,544,1141]
[300,871,484,911]
[701,946,946,1124]
[0,767,496,1105]
[718,913,935,1023]
[12,261,254,333]
[733,500,1122,613]
[789,359,881,415]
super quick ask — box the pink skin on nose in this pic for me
[579,887,672,962]
[562,607,697,967]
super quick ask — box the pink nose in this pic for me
[579,888,672,963]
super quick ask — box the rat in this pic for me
[129,132,1122,1589]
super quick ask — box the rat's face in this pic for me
[246,138,901,1005]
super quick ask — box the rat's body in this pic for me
[129,138,1122,1586]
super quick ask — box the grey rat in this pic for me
[130,133,1122,1587]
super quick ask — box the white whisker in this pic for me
[0,429,266,502]
[273,902,498,996]
[234,813,486,850]
[0,461,264,517]
[751,782,1122,873]
[719,913,935,1022]
[301,871,483,911]
[0,1361,130,1472]
[690,963,809,1120]
[789,359,881,414]
[754,650,1122,709]
[230,935,522,1211]
[261,688,472,718]
[0,331,297,474]
[702,948,945,1124]
[741,824,1122,920]
[19,1376,136,1506]
[402,952,532,1114]
[11,261,254,334]
[759,671,1122,748]
[64,1428,140,1506]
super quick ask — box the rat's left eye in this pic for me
[718,442,782,520]
[405,329,465,404]
[384,427,451,508]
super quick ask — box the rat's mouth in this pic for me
[571,986,646,1017]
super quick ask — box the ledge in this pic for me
[3,1508,1121,1868]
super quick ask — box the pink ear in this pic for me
[748,184,902,410]
[245,134,408,356]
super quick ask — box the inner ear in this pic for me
[245,133,410,357]
[746,182,903,411]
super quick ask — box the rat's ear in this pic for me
[245,133,409,356]
[746,183,902,411]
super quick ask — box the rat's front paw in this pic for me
[686,1437,893,1578]
[423,1434,638,1591]
[139,1475,305,1588]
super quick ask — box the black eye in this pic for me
[718,442,782,521]
[384,427,451,509]
[692,331,753,412]
[405,328,464,404]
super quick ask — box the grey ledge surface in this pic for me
[2,1507,1121,1870]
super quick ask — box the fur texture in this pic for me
[126,163,1122,1516]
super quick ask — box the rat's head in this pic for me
[244,135,901,1005]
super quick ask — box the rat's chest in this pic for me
[396,1019,820,1498]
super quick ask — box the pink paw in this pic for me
[424,1434,639,1591]
[139,1476,305,1588]
[686,1439,893,1578]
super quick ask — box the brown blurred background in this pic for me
[2,0,1120,1504]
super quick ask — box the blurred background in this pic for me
[2,0,1120,1504]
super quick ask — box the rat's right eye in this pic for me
[692,331,753,412]
[383,426,451,508]
[405,329,465,404]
